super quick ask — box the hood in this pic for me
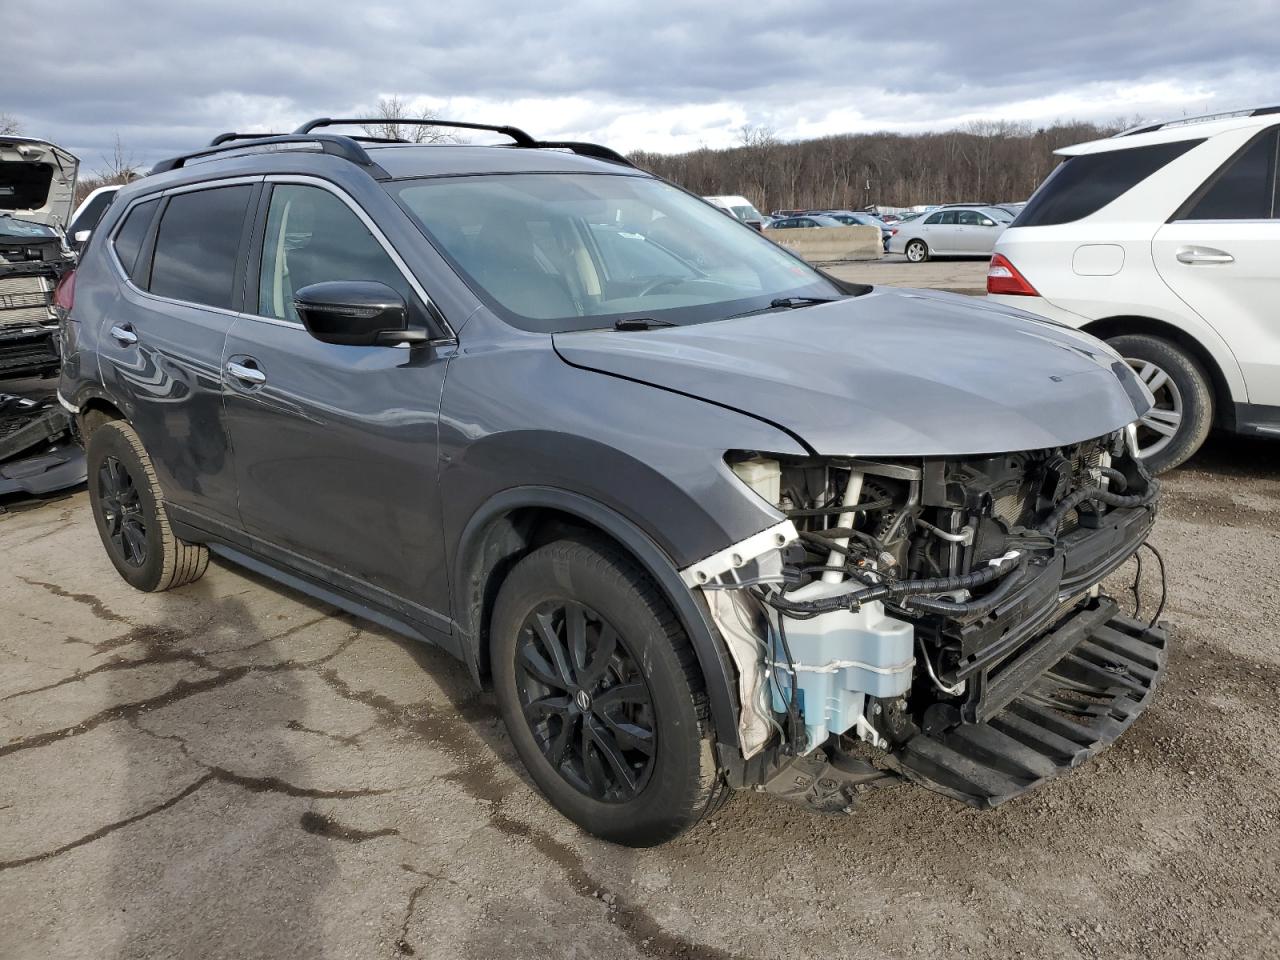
[0,137,79,231]
[553,288,1151,457]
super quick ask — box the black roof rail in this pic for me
[209,131,288,146]
[296,117,538,145]
[294,117,635,168]
[151,134,387,176]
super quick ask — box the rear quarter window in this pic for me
[111,198,159,281]
[1178,127,1279,220]
[1015,139,1204,226]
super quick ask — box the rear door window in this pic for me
[111,198,159,282]
[1180,127,1279,220]
[1016,139,1203,226]
[149,185,253,309]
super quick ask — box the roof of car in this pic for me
[1059,105,1280,157]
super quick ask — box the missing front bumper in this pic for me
[888,601,1167,808]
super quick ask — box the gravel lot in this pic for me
[2,295,1278,958]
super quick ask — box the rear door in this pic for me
[221,178,453,629]
[921,210,958,252]
[97,180,257,528]
[1153,126,1280,405]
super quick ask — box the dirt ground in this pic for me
[827,254,989,293]
[2,362,1279,957]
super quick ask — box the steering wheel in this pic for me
[636,277,685,297]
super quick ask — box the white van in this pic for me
[702,194,765,231]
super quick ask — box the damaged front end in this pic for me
[688,428,1166,814]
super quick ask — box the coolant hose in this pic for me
[765,552,1024,616]
[901,555,1030,617]
[1038,473,1160,536]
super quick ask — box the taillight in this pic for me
[52,269,76,315]
[890,227,898,236]
[987,254,1038,296]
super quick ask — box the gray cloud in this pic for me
[6,0,1279,169]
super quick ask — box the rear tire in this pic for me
[491,538,720,846]
[905,239,929,262]
[1108,333,1213,473]
[86,420,209,592]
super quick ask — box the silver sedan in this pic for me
[887,206,1014,262]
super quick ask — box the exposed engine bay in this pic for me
[691,427,1167,812]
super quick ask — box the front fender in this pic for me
[452,484,743,747]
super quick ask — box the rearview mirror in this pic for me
[293,281,426,347]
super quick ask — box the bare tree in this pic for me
[362,96,463,143]
[0,112,21,136]
[631,119,1114,213]
[96,133,142,184]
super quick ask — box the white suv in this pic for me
[988,106,1280,472]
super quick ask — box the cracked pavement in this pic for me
[2,434,1279,959]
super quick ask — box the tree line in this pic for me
[628,119,1133,214]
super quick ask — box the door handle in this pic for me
[109,324,138,346]
[226,360,267,386]
[1176,246,1234,265]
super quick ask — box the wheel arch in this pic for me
[453,486,740,749]
[77,395,126,438]
[1080,315,1237,429]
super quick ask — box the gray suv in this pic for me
[59,120,1169,846]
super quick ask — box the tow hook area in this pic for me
[759,749,895,815]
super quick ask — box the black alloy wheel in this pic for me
[514,599,657,802]
[98,455,148,567]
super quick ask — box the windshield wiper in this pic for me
[770,296,837,308]
[723,296,841,322]
[614,317,677,331]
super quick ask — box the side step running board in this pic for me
[889,612,1168,808]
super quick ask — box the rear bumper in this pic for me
[892,599,1167,808]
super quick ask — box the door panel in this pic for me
[222,320,452,620]
[1153,221,1280,405]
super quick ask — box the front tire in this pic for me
[905,239,929,262]
[491,539,721,846]
[1108,333,1213,473]
[86,420,209,592]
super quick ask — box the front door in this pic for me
[221,180,453,628]
[96,182,257,526]
[1153,125,1280,406]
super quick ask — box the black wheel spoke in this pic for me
[585,718,639,794]
[583,725,609,797]
[566,604,588,675]
[533,611,576,686]
[121,520,147,564]
[595,710,654,756]
[593,682,648,710]
[523,694,571,722]
[548,713,578,767]
[578,623,618,687]
[518,644,569,691]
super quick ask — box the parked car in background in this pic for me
[1,136,78,380]
[66,184,122,253]
[888,205,1013,261]
[989,106,1280,472]
[766,214,843,229]
[702,194,766,230]
[809,210,892,250]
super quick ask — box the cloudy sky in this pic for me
[7,0,1280,172]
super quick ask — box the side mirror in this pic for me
[74,229,92,243]
[980,219,996,227]
[293,281,427,347]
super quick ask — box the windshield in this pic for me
[392,174,842,333]
[0,215,57,240]
[730,203,763,222]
